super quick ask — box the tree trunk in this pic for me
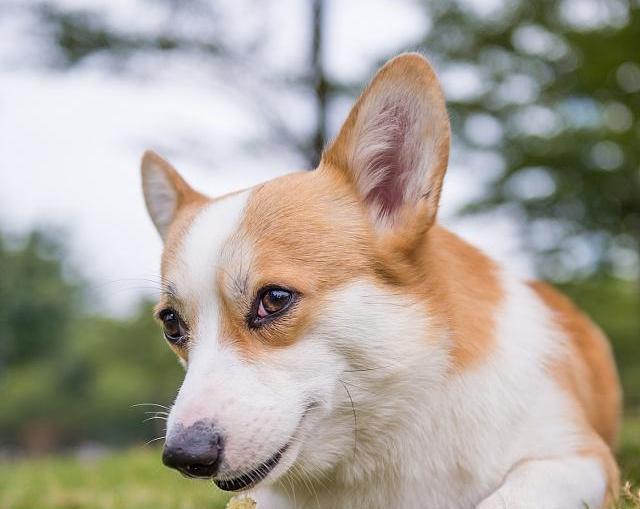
[310,0,328,168]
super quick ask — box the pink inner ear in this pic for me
[362,104,413,221]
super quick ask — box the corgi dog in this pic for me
[141,53,621,509]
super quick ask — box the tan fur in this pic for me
[149,56,493,367]
[221,169,374,353]
[419,226,503,368]
[204,158,504,368]
[581,439,621,508]
[141,150,210,276]
[161,200,210,275]
[529,281,621,447]
[529,281,622,506]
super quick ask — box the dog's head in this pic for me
[141,53,451,491]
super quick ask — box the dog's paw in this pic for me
[476,491,575,509]
[476,491,537,509]
[476,493,507,509]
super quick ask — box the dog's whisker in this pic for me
[292,462,321,508]
[143,416,168,423]
[338,379,358,457]
[132,403,171,410]
[144,435,166,446]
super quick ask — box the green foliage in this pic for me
[0,302,183,448]
[22,0,640,277]
[61,309,183,445]
[619,417,640,491]
[559,277,640,410]
[0,230,182,450]
[38,2,224,67]
[416,0,640,278]
[0,231,81,368]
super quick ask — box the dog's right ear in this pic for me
[141,151,206,240]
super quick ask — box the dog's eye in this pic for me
[159,309,188,344]
[259,289,292,317]
[249,286,296,328]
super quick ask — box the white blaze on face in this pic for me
[165,190,250,430]
[170,191,250,308]
[163,189,305,475]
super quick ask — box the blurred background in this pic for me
[0,0,638,507]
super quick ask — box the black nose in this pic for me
[162,420,223,479]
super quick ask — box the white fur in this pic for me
[477,456,606,509]
[167,190,249,306]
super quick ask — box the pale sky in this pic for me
[0,0,532,315]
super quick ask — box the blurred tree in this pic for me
[560,277,640,408]
[414,0,640,281]
[29,0,337,167]
[0,230,81,370]
[19,0,639,279]
[411,0,640,412]
[1,0,637,451]
[0,229,181,451]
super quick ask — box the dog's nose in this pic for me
[162,420,223,479]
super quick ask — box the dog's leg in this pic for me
[476,453,617,509]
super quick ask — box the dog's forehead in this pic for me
[162,169,371,302]
[166,189,252,299]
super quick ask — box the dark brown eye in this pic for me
[250,286,295,327]
[159,309,187,344]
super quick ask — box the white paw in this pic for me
[476,491,537,509]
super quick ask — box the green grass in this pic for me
[1,418,639,509]
[619,417,640,508]
[0,447,230,509]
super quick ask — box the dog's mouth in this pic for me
[213,401,316,492]
[213,443,289,492]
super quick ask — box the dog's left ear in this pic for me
[322,53,450,245]
[141,151,207,241]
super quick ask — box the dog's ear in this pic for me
[141,151,206,240]
[322,53,450,242]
